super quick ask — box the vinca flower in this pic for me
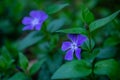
[22,10,48,30]
[61,34,87,61]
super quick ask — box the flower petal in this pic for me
[75,48,81,60]
[61,41,71,51]
[67,34,77,42]
[35,23,42,30]
[22,25,33,31]
[30,10,48,20]
[40,13,48,21]
[77,35,87,46]
[64,49,74,61]
[22,17,32,25]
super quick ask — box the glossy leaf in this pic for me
[94,59,120,80]
[47,18,65,32]
[104,36,120,47]
[80,5,94,24]
[0,56,8,70]
[29,59,46,75]
[97,47,116,59]
[56,28,87,35]
[45,3,69,14]
[1,47,12,61]
[17,31,43,50]
[5,41,19,58]
[1,47,14,69]
[19,53,29,70]
[82,49,100,63]
[8,72,28,80]
[52,60,92,79]
[81,39,95,51]
[46,52,63,73]
[90,10,120,32]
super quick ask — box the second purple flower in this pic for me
[61,34,87,61]
[22,10,48,31]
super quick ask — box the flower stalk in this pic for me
[85,23,92,53]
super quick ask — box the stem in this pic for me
[88,28,92,52]
[85,23,92,52]
[85,23,96,80]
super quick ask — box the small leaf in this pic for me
[97,47,116,59]
[29,59,46,75]
[80,5,94,24]
[45,3,69,14]
[46,52,63,73]
[0,56,8,70]
[94,59,120,80]
[8,72,27,80]
[17,31,43,50]
[90,10,120,32]
[82,49,100,63]
[5,41,19,58]
[52,60,92,79]
[56,28,87,35]
[47,18,65,32]
[1,47,12,61]
[1,47,14,69]
[81,39,95,51]
[19,53,29,70]
[104,36,120,47]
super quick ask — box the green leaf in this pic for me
[19,53,29,70]
[0,47,14,71]
[97,47,116,59]
[17,31,43,50]
[104,36,120,47]
[1,47,12,61]
[46,52,63,73]
[80,5,94,24]
[52,60,92,79]
[81,39,95,51]
[8,72,28,80]
[82,49,100,63]
[90,10,120,32]
[56,28,87,35]
[29,59,45,75]
[1,47,14,69]
[94,59,120,80]
[5,41,19,58]
[0,56,8,70]
[45,3,69,14]
[47,18,65,32]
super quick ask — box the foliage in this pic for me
[0,0,120,80]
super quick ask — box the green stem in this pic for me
[88,28,92,52]
[85,23,92,52]
[89,32,96,80]
[85,24,96,80]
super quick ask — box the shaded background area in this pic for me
[0,0,120,80]
[0,0,120,46]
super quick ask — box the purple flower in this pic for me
[61,34,87,61]
[22,10,48,30]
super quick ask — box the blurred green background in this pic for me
[0,0,120,46]
[0,0,120,80]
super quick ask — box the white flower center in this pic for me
[31,18,39,26]
[71,42,77,50]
